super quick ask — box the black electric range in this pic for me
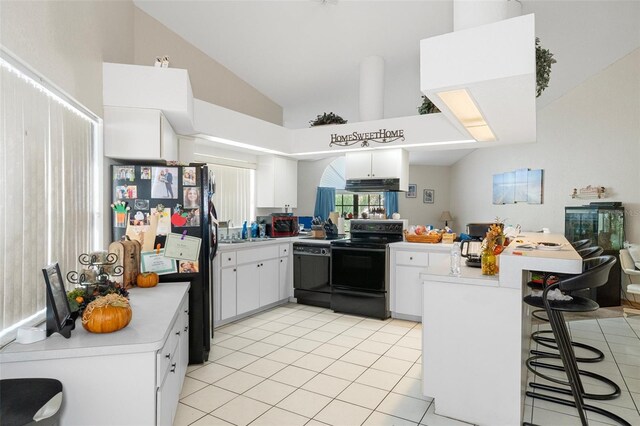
[330,220,404,319]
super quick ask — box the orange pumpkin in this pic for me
[82,294,132,333]
[137,272,159,288]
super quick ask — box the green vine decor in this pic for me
[536,37,556,97]
[309,112,348,127]
[418,96,440,115]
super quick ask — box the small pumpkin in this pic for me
[137,272,159,288]
[82,293,132,333]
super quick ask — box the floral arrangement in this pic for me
[67,283,128,315]
[484,223,506,254]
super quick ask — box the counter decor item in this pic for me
[108,237,142,288]
[136,272,159,288]
[404,228,442,243]
[309,112,347,127]
[480,223,505,276]
[81,293,132,334]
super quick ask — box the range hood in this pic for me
[345,178,403,192]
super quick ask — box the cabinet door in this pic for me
[274,157,298,208]
[371,150,400,178]
[345,152,373,179]
[428,252,450,269]
[157,352,181,426]
[221,267,237,320]
[104,106,161,160]
[178,300,189,383]
[279,256,290,300]
[237,263,260,315]
[394,265,423,318]
[259,258,280,307]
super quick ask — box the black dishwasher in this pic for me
[293,242,331,308]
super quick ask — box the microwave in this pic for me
[271,215,299,237]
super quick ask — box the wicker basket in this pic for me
[442,233,457,244]
[404,230,442,243]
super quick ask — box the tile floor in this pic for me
[175,303,640,426]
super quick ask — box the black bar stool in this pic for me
[0,378,63,426]
[529,246,605,362]
[571,239,592,250]
[524,256,630,426]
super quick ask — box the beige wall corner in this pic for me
[133,7,283,126]
[0,0,135,116]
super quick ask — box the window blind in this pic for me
[208,164,254,226]
[0,59,96,344]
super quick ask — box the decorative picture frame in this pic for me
[406,184,417,198]
[42,263,74,338]
[423,189,435,204]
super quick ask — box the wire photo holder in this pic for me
[43,263,74,338]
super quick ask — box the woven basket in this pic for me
[442,233,457,243]
[404,230,442,243]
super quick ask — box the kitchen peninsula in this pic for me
[420,233,583,426]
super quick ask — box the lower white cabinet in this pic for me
[221,267,237,320]
[0,283,190,426]
[214,242,293,325]
[390,245,452,321]
[394,265,424,318]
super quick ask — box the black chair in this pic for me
[529,246,605,362]
[0,379,63,426]
[571,239,592,250]
[524,256,630,426]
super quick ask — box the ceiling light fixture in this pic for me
[193,133,289,156]
[437,89,496,142]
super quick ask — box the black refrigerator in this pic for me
[565,202,624,307]
[111,164,218,364]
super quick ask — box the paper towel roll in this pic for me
[329,212,339,224]
[338,217,345,234]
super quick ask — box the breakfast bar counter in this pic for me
[420,233,582,426]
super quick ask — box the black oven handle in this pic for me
[331,246,386,253]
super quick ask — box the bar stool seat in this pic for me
[524,256,630,426]
[0,378,63,426]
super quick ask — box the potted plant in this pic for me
[418,96,440,115]
[309,112,348,127]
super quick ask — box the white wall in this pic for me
[400,165,452,230]
[296,157,341,216]
[450,49,640,241]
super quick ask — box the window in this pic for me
[0,52,100,345]
[335,192,385,218]
[208,164,254,226]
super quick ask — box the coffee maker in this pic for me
[460,223,494,268]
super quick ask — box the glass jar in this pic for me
[481,244,498,276]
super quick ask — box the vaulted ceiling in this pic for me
[133,0,639,164]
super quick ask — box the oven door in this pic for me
[331,246,387,292]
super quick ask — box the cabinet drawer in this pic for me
[396,251,428,266]
[279,244,290,257]
[237,246,279,265]
[221,252,236,267]
[157,328,179,385]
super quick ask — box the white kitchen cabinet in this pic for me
[220,267,237,320]
[236,262,261,315]
[345,149,409,190]
[394,265,424,319]
[104,106,178,161]
[0,283,189,426]
[279,256,291,300]
[256,155,298,208]
[259,258,280,306]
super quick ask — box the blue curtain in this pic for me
[384,191,399,218]
[314,187,335,221]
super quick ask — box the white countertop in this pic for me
[420,256,500,287]
[217,235,344,251]
[390,241,453,251]
[0,282,189,362]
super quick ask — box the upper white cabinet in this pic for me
[256,155,298,208]
[345,149,409,190]
[104,106,178,161]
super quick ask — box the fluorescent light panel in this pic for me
[194,133,288,156]
[437,89,496,142]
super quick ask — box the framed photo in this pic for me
[406,184,417,198]
[183,167,197,186]
[42,263,73,338]
[151,167,178,199]
[423,189,435,204]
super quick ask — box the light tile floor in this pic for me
[175,303,640,426]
